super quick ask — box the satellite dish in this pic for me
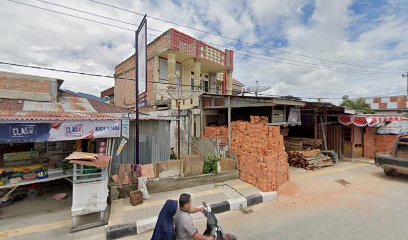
[243,81,271,97]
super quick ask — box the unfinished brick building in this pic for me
[114,28,234,111]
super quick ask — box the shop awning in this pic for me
[338,115,402,127]
[0,120,121,143]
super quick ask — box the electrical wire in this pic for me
[7,0,400,75]
[3,1,404,98]
[89,0,406,72]
[0,61,403,100]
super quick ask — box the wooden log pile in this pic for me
[288,149,334,170]
[284,137,323,151]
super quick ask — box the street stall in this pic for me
[0,120,121,205]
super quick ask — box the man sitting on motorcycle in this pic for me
[174,193,215,240]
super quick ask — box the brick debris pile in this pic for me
[230,116,289,192]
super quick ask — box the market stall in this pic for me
[0,120,121,204]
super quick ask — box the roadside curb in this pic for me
[106,191,277,240]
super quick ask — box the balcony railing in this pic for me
[171,29,233,70]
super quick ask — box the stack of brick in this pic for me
[203,126,228,142]
[230,117,289,192]
[249,115,269,124]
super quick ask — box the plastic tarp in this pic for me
[71,177,108,216]
[338,115,402,127]
[377,121,408,135]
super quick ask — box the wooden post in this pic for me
[228,96,232,150]
[324,110,328,136]
[271,106,275,123]
[314,113,318,139]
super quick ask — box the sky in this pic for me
[0,0,407,103]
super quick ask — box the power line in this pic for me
[89,0,404,72]
[6,0,135,32]
[8,0,400,76]
[0,61,402,100]
[0,60,238,93]
[35,0,161,34]
[145,32,398,75]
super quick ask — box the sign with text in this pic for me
[0,123,51,143]
[49,120,121,141]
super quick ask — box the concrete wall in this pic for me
[146,170,239,194]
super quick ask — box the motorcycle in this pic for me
[202,202,237,240]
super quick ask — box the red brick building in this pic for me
[113,28,234,111]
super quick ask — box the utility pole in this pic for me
[402,72,408,96]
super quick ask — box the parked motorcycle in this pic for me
[202,202,237,240]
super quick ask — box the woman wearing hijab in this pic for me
[151,199,178,240]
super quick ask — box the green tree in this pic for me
[340,97,374,113]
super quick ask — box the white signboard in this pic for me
[137,16,147,94]
[121,118,130,139]
[288,108,301,125]
[48,120,121,141]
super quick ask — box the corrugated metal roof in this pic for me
[23,96,97,113]
[0,112,119,121]
[0,92,134,121]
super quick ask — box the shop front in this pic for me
[0,119,121,209]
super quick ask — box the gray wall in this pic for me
[109,120,171,174]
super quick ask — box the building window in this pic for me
[191,71,194,75]
[201,80,209,92]
[191,78,195,90]
[159,58,168,82]
[344,128,352,142]
[159,58,182,83]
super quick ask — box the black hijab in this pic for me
[151,199,178,240]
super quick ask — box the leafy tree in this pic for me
[340,97,374,113]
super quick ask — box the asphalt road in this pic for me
[127,160,408,240]
[2,160,408,240]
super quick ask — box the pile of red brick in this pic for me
[202,126,228,142]
[230,116,289,192]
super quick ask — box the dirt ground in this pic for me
[2,159,408,240]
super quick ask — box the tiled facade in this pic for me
[363,96,408,111]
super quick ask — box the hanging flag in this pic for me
[121,118,130,139]
[116,138,128,157]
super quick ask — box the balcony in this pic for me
[171,29,233,71]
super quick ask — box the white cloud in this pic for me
[0,0,407,101]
